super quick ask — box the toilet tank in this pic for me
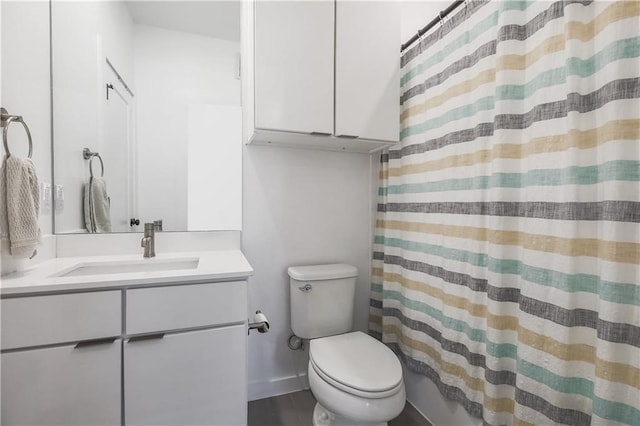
[288,264,358,339]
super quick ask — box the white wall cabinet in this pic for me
[254,1,334,135]
[335,1,400,142]
[1,280,248,426]
[243,0,400,153]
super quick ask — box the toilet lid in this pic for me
[309,331,402,393]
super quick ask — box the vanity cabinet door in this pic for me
[1,340,121,426]
[126,281,246,335]
[124,326,247,426]
[1,290,122,350]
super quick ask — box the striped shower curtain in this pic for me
[370,1,640,424]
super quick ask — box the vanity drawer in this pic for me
[126,281,247,335]
[1,291,122,351]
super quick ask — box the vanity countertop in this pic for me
[0,250,253,296]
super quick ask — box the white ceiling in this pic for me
[125,1,240,42]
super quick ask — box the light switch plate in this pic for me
[54,184,64,211]
[41,182,52,212]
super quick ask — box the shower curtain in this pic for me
[370,1,640,424]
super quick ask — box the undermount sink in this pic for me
[54,258,200,277]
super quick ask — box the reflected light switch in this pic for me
[54,184,64,212]
[41,182,52,212]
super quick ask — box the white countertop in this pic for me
[0,250,253,296]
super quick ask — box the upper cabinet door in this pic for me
[335,0,400,142]
[254,1,334,134]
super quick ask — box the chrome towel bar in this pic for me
[83,147,105,178]
[1,107,33,159]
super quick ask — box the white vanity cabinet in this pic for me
[2,341,122,426]
[0,291,122,426]
[243,0,400,153]
[125,326,246,426]
[124,282,248,426]
[1,280,248,426]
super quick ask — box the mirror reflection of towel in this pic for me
[84,177,112,233]
[0,155,41,258]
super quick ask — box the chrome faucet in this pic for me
[141,223,155,258]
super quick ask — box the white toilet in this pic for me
[288,264,405,426]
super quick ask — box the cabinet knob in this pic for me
[309,132,331,137]
[336,134,359,139]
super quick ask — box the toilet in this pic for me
[288,264,405,426]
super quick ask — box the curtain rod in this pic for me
[401,0,465,52]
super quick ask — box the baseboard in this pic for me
[248,373,310,401]
[248,376,436,424]
[406,400,436,426]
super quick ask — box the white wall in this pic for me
[133,25,241,231]
[400,1,451,42]
[1,1,54,273]
[51,1,134,233]
[399,2,481,425]
[242,146,375,400]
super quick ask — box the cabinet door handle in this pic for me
[74,338,117,349]
[336,134,359,139]
[309,132,331,137]
[127,333,165,343]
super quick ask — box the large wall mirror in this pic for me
[51,1,242,233]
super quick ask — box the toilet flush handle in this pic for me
[298,283,313,292]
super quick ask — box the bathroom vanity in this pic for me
[1,250,253,426]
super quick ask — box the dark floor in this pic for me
[248,390,432,426]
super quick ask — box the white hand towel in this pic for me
[0,155,41,258]
[84,177,112,233]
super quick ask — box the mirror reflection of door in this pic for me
[51,1,242,233]
[101,60,135,233]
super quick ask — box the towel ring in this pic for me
[89,154,104,178]
[1,108,33,159]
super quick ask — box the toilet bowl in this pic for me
[308,331,405,426]
[288,263,406,426]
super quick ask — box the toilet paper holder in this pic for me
[248,310,269,334]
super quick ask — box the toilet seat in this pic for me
[310,358,404,399]
[309,331,403,399]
